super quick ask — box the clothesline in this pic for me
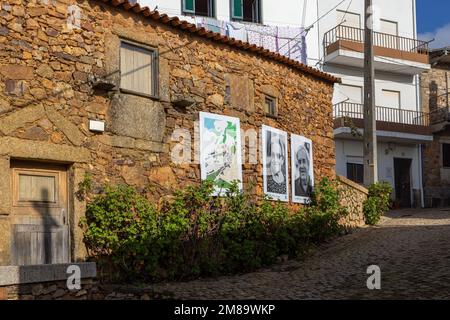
[190,17,308,64]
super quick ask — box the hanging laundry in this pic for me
[277,26,307,64]
[225,22,247,42]
[245,24,278,53]
[194,17,226,35]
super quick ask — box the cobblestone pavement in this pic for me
[152,209,450,300]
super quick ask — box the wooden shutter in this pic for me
[380,19,398,36]
[232,0,243,20]
[337,10,361,28]
[12,224,69,265]
[340,84,363,104]
[382,90,401,109]
[120,41,154,96]
[183,0,195,13]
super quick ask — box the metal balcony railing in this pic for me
[333,102,430,126]
[324,25,429,55]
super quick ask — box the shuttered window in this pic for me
[120,41,158,97]
[264,95,277,118]
[380,19,398,36]
[183,0,195,13]
[232,0,261,22]
[182,0,214,17]
[337,10,361,29]
[340,84,363,104]
[231,0,243,20]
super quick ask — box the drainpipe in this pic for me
[446,71,449,109]
[419,144,425,208]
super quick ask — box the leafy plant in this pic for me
[81,178,349,283]
[363,182,393,225]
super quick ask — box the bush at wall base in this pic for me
[80,178,346,283]
[363,182,393,226]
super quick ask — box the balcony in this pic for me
[333,102,432,143]
[323,25,430,75]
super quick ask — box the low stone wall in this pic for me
[0,263,96,300]
[336,175,368,229]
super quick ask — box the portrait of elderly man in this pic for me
[295,143,313,197]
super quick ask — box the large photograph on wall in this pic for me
[199,112,243,195]
[262,125,289,202]
[291,134,314,204]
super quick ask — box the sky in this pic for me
[416,0,450,49]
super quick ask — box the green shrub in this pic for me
[363,182,393,225]
[81,178,348,282]
[305,178,346,242]
[80,185,159,281]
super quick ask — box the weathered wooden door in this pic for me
[394,158,412,208]
[10,161,69,265]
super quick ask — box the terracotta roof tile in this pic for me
[97,0,341,84]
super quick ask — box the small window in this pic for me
[443,144,450,168]
[264,95,277,118]
[19,174,56,203]
[183,0,215,17]
[231,0,261,23]
[347,163,364,184]
[120,40,158,98]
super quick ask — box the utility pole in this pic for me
[363,0,378,186]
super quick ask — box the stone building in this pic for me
[0,0,339,267]
[421,47,450,207]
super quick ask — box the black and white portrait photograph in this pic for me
[262,125,289,202]
[291,134,314,204]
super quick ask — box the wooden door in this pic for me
[394,158,412,208]
[10,161,69,265]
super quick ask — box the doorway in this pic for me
[10,160,70,265]
[394,158,412,208]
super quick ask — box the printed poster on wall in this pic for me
[291,134,314,204]
[199,112,243,195]
[262,125,289,202]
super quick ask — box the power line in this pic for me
[338,0,353,26]
[277,0,348,53]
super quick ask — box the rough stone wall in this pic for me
[420,65,449,117]
[0,0,336,263]
[423,130,450,207]
[336,176,368,229]
[421,64,450,207]
[0,278,96,300]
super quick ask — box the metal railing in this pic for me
[324,25,429,54]
[333,102,430,126]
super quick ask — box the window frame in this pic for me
[264,94,278,119]
[182,0,216,18]
[119,38,159,100]
[12,168,61,209]
[443,143,450,168]
[346,162,364,184]
[231,0,262,23]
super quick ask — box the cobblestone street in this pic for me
[153,209,450,300]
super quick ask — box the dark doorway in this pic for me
[394,158,412,208]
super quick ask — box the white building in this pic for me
[136,0,432,207]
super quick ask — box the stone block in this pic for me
[228,74,255,113]
[0,104,45,135]
[45,106,85,146]
[0,65,34,80]
[109,94,166,142]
